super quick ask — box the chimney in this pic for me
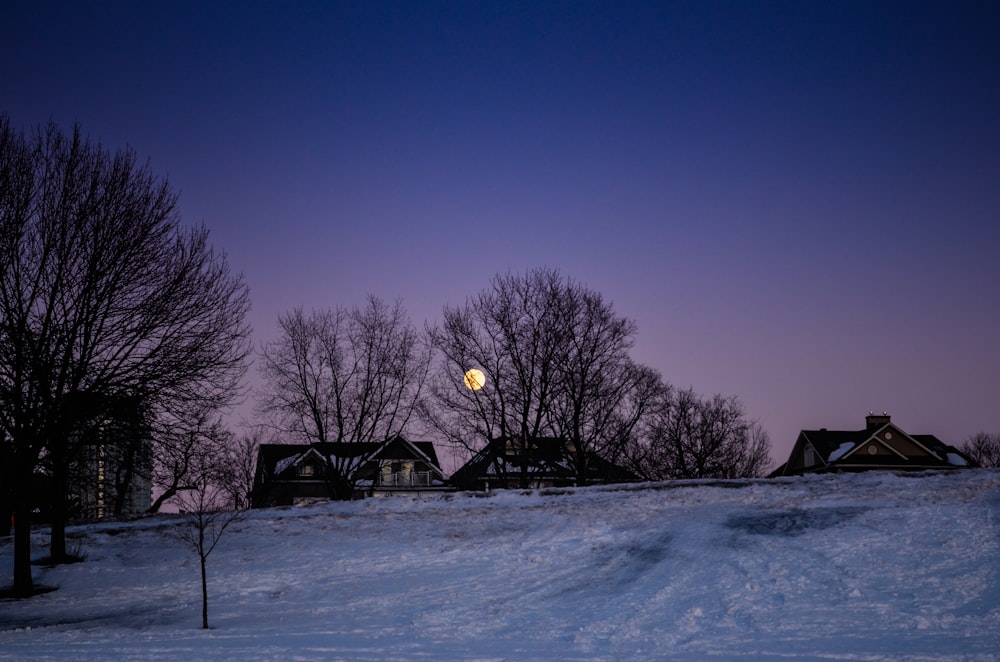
[866,411,890,431]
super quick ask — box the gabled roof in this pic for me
[272,446,327,477]
[450,436,637,489]
[357,436,446,481]
[771,416,975,477]
[257,442,378,480]
[450,437,570,487]
[257,437,444,480]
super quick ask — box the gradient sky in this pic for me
[3,1,998,464]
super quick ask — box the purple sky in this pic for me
[4,1,998,463]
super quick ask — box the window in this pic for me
[299,463,315,476]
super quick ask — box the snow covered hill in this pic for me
[2,470,999,660]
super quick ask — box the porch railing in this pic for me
[377,471,433,488]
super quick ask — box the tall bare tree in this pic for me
[0,117,250,596]
[426,268,657,485]
[257,297,429,499]
[549,286,661,484]
[425,269,565,485]
[627,386,772,480]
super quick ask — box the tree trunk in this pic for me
[1,443,12,538]
[325,471,355,501]
[336,477,354,501]
[574,447,589,487]
[113,438,139,518]
[49,511,67,563]
[1,479,11,538]
[200,551,209,629]
[49,452,68,563]
[12,488,34,596]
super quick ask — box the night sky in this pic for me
[4,1,998,463]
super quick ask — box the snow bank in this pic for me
[2,469,998,660]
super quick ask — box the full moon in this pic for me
[463,368,486,391]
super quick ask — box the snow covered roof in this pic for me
[273,453,303,476]
[258,438,445,480]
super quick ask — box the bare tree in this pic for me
[214,428,262,511]
[257,297,429,499]
[960,432,1000,468]
[426,268,657,486]
[170,437,244,629]
[425,269,565,485]
[627,387,772,480]
[0,117,250,596]
[549,286,661,484]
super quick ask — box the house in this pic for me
[769,413,975,477]
[251,435,448,507]
[449,436,638,491]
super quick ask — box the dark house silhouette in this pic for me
[251,435,448,507]
[770,413,975,477]
[450,436,638,491]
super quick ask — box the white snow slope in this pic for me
[2,470,999,661]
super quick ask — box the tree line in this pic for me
[258,269,774,495]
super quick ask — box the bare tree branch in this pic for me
[426,268,658,486]
[256,297,429,499]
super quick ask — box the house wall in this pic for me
[785,437,812,473]
[882,431,934,458]
[851,428,932,461]
[855,440,893,457]
[253,480,330,508]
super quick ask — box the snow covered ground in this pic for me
[1,469,998,661]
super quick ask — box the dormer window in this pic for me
[299,463,316,477]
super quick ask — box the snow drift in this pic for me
[1,469,998,660]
